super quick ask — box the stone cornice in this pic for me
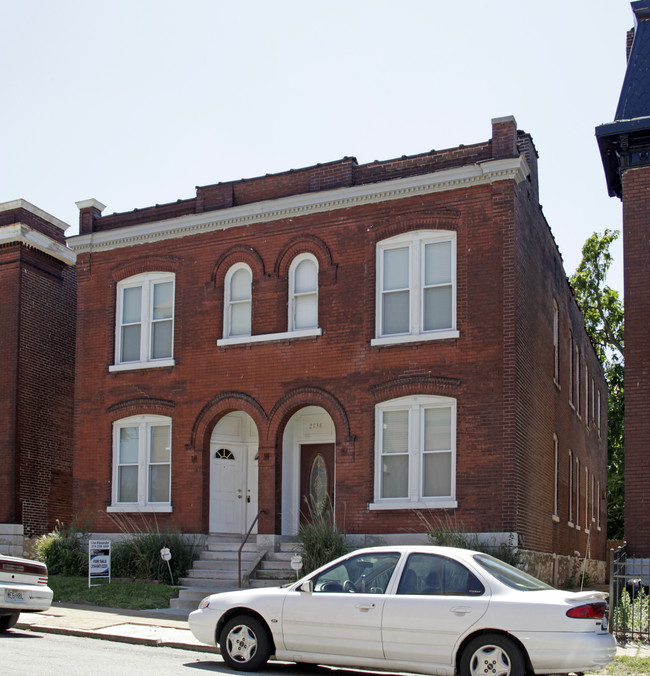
[0,199,71,232]
[68,156,530,254]
[0,222,76,265]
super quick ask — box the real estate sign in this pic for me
[88,539,111,587]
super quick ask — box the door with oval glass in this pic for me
[299,444,335,523]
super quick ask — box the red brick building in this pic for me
[68,117,608,573]
[597,0,650,558]
[0,200,76,555]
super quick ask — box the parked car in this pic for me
[0,554,53,632]
[189,545,616,676]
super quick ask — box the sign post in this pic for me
[88,540,111,588]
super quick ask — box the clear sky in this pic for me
[1,0,634,291]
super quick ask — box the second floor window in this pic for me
[116,273,174,366]
[375,231,456,344]
[224,263,252,337]
[289,254,318,331]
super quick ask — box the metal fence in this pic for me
[609,546,650,642]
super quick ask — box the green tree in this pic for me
[570,229,624,539]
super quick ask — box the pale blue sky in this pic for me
[1,0,633,290]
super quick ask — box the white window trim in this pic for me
[373,230,457,346]
[288,253,319,332]
[223,262,252,339]
[218,327,322,347]
[108,414,173,512]
[552,434,560,521]
[112,272,175,369]
[369,395,457,510]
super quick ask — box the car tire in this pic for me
[0,613,19,632]
[460,633,526,676]
[219,615,271,672]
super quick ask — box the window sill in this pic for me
[371,330,459,347]
[551,514,560,523]
[368,499,458,511]
[218,328,322,347]
[109,359,175,373]
[107,504,173,513]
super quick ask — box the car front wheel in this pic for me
[460,633,526,676]
[0,613,19,632]
[219,615,271,672]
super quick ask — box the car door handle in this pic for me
[450,606,472,615]
[356,603,376,611]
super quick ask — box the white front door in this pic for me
[209,412,259,534]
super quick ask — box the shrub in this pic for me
[108,513,200,584]
[34,515,93,576]
[296,500,349,575]
[418,512,522,568]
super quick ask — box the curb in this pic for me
[15,621,220,654]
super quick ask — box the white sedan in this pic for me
[189,545,616,676]
[0,554,53,632]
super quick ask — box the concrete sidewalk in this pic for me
[15,602,218,653]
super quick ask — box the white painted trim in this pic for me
[106,504,173,513]
[68,156,530,254]
[109,359,175,372]
[218,328,322,347]
[368,500,459,511]
[371,330,460,347]
[0,199,71,232]
[0,222,76,265]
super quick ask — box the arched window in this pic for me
[224,263,252,338]
[289,254,318,331]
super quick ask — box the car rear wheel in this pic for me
[219,615,271,672]
[0,613,19,632]
[460,633,525,676]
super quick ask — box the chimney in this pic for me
[491,116,518,159]
[76,199,106,234]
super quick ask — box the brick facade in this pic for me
[68,117,608,560]
[0,201,76,540]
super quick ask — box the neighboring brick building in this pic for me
[0,200,76,555]
[68,116,608,575]
[597,0,650,558]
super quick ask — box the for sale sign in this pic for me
[88,540,111,587]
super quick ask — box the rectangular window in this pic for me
[373,231,458,346]
[372,396,456,510]
[110,416,172,511]
[114,273,175,370]
[568,450,574,525]
[568,331,574,408]
[552,434,559,520]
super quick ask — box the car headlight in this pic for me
[198,596,211,609]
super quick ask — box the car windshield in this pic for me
[473,554,554,591]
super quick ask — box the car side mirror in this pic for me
[299,579,314,593]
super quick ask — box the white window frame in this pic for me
[111,272,175,372]
[369,395,457,510]
[372,231,459,346]
[108,414,173,513]
[288,253,319,332]
[223,262,252,339]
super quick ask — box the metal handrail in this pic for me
[238,509,267,587]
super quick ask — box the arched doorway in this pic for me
[281,406,336,535]
[209,411,259,534]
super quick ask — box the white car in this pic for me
[189,545,616,676]
[0,554,53,632]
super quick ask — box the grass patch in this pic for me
[587,654,650,675]
[49,576,180,610]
